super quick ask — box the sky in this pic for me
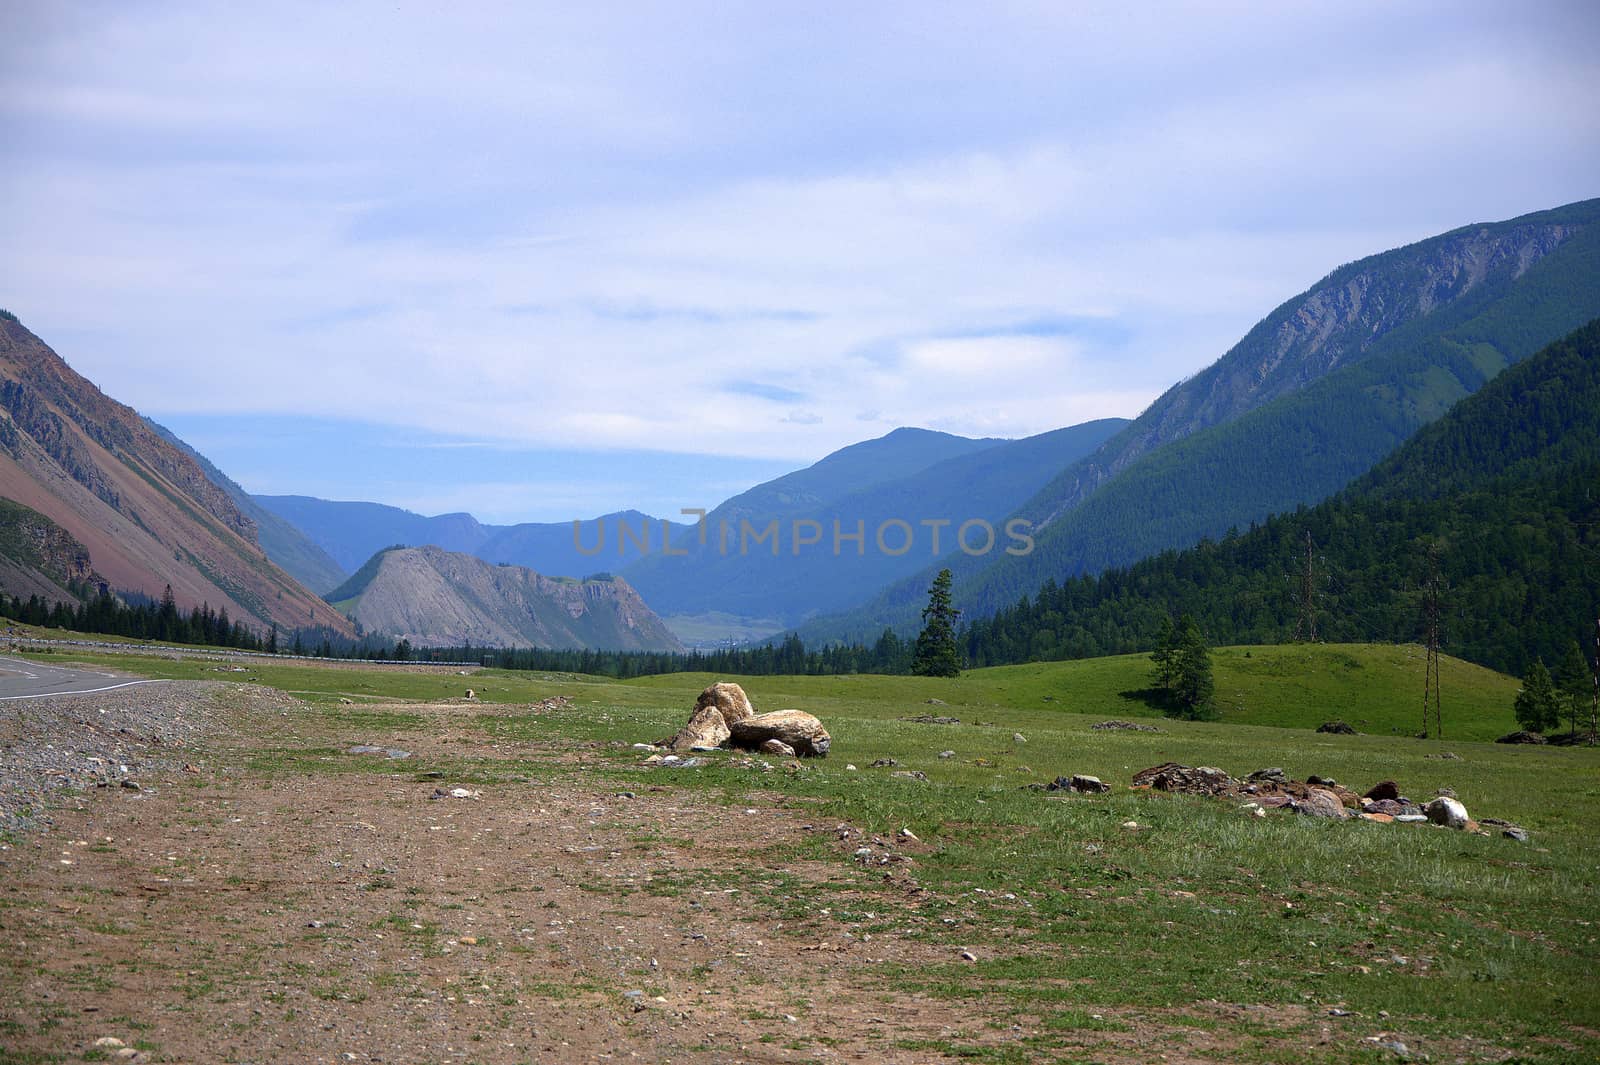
[2,1,1598,524]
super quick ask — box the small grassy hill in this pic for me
[623,642,1521,742]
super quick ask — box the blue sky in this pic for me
[3,2,1598,523]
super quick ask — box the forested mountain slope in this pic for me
[961,318,1600,676]
[807,198,1600,641]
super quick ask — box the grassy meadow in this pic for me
[13,638,1600,1061]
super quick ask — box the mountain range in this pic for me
[4,197,1595,661]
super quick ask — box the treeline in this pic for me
[425,629,916,679]
[3,583,267,651]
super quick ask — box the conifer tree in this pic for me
[1513,657,1561,733]
[913,569,962,678]
[1170,614,1215,720]
[1554,640,1591,737]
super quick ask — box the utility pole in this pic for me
[1421,543,1443,740]
[1591,614,1598,746]
[1294,530,1318,643]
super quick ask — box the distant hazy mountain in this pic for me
[807,197,1600,640]
[254,494,681,580]
[477,510,678,576]
[622,420,1128,626]
[327,544,683,651]
[962,316,1600,676]
[254,496,496,573]
[144,420,348,594]
[0,311,353,636]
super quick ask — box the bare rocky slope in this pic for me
[0,313,354,637]
[329,544,683,651]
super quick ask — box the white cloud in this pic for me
[1,0,1596,496]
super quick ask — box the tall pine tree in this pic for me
[913,569,962,678]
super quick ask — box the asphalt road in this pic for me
[0,655,165,702]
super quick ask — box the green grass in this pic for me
[11,640,1598,1061]
[30,639,1522,739]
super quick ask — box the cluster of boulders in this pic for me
[1120,762,1527,840]
[653,682,830,758]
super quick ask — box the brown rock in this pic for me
[760,738,797,757]
[1363,780,1400,802]
[1293,787,1349,819]
[696,682,755,725]
[663,705,730,752]
[730,710,831,757]
[1359,812,1395,824]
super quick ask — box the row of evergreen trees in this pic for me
[1514,641,1596,736]
[3,584,265,651]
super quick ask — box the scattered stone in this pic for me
[1502,827,1529,842]
[1091,720,1162,732]
[730,710,831,757]
[1247,767,1286,784]
[898,828,919,842]
[346,745,411,760]
[1120,820,1141,830]
[869,758,899,768]
[1424,796,1469,829]
[926,698,947,705]
[1394,814,1428,823]
[1359,812,1395,824]
[94,1037,126,1049]
[759,738,797,757]
[959,950,978,962]
[904,714,960,725]
[1047,774,1110,794]
[1292,788,1349,820]
[1496,730,1547,745]
[1363,781,1400,801]
[938,750,955,759]
[1306,774,1338,787]
[1426,751,1462,760]
[892,770,928,782]
[1240,802,1266,819]
[1366,1037,1411,1058]
[1315,720,1357,734]
[430,787,481,800]
[845,764,857,771]
[459,935,478,945]
[1434,786,1456,798]
[1012,732,1027,744]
